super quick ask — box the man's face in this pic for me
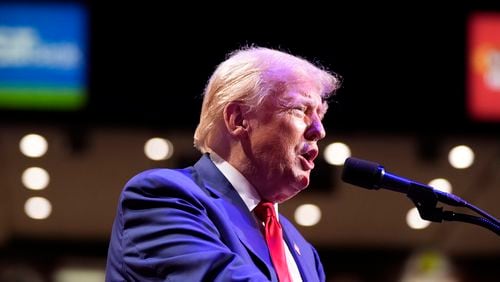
[244,81,327,203]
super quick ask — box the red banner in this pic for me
[468,12,500,121]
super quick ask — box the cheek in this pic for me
[251,116,305,155]
[280,121,306,145]
[270,124,304,154]
[253,133,292,163]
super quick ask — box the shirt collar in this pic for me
[209,151,278,214]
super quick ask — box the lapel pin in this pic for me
[294,242,301,256]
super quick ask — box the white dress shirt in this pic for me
[210,152,303,282]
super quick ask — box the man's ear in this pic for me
[224,102,249,137]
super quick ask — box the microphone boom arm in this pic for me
[342,157,500,236]
[407,182,500,235]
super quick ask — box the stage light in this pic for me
[24,196,52,220]
[20,133,48,158]
[428,178,452,194]
[406,207,431,230]
[22,167,50,190]
[294,204,321,227]
[144,137,174,161]
[448,145,474,169]
[323,142,351,166]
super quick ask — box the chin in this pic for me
[296,173,310,189]
[272,182,304,203]
[284,177,309,200]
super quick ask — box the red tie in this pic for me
[254,201,292,282]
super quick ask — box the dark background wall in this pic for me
[0,1,499,281]
[3,1,499,135]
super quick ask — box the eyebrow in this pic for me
[304,92,328,111]
[284,93,329,118]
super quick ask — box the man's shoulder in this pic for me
[121,166,205,198]
[128,167,195,185]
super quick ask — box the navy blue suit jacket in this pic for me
[106,154,325,281]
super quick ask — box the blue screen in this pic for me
[0,3,88,110]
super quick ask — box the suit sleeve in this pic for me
[107,170,269,282]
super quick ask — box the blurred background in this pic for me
[0,1,499,281]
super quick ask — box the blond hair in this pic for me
[193,46,340,153]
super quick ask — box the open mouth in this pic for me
[300,146,318,170]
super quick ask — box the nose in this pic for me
[305,117,326,141]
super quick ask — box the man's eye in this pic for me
[293,106,307,113]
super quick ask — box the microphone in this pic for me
[341,157,466,206]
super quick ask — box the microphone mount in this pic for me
[407,181,500,235]
[342,157,500,236]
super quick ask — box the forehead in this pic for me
[262,68,328,109]
[278,81,325,104]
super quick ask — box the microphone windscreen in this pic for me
[341,157,382,189]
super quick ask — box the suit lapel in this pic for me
[193,154,276,280]
[281,217,314,281]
